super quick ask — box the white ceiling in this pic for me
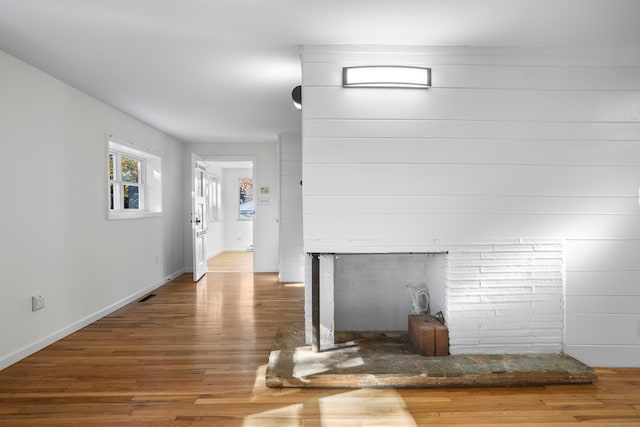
[1,0,639,145]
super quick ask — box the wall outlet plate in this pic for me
[32,295,45,312]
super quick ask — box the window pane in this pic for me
[121,156,140,183]
[110,183,115,209]
[109,153,115,180]
[123,185,139,209]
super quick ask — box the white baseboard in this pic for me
[0,268,185,371]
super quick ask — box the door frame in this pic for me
[194,155,258,272]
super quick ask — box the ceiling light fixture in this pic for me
[291,85,302,110]
[342,66,431,88]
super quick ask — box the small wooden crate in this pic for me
[408,314,449,356]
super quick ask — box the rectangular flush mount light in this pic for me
[342,66,431,88]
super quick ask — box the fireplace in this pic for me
[306,239,565,355]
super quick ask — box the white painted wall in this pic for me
[0,50,185,370]
[184,143,280,272]
[279,132,305,282]
[302,45,640,367]
[222,167,253,251]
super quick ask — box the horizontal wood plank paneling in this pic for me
[566,314,640,345]
[305,139,640,166]
[302,45,640,366]
[279,133,305,283]
[304,119,640,140]
[304,196,639,215]
[566,271,640,295]
[304,214,640,240]
[304,164,640,197]
[566,296,640,314]
[565,240,640,271]
[565,345,640,367]
[305,86,640,122]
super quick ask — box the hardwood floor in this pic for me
[0,253,639,426]
[207,251,253,273]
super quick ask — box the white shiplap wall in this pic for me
[302,45,640,367]
[279,132,305,282]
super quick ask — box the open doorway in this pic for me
[204,160,255,272]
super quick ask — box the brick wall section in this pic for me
[442,239,565,354]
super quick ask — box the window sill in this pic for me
[108,211,163,220]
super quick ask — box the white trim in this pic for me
[108,134,163,158]
[0,268,185,371]
[108,211,163,220]
[108,136,163,219]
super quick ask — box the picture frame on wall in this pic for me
[238,177,254,220]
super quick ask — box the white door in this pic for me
[192,155,208,281]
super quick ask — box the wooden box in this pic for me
[408,314,449,356]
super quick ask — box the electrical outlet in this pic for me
[32,295,45,312]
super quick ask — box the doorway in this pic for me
[203,159,255,271]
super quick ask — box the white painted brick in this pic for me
[481,294,536,304]
[492,244,535,252]
[480,320,534,331]
[533,243,564,252]
[480,279,534,288]
[479,288,535,297]
[529,321,563,330]
[533,258,564,266]
[449,272,534,281]
[532,278,564,287]
[532,301,564,314]
[449,266,482,274]
[448,280,481,296]
[353,238,568,354]
[482,251,556,260]
[448,309,498,319]
[447,244,496,253]
[453,258,534,268]
[480,265,560,274]
[532,329,563,338]
[532,313,564,322]
[448,252,483,260]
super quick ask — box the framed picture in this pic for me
[238,178,254,220]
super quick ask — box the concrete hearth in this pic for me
[268,323,596,389]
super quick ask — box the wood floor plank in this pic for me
[0,251,639,425]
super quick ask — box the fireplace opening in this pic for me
[334,253,448,331]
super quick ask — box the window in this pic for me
[206,174,220,222]
[109,151,143,210]
[108,138,162,219]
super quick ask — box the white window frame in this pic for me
[206,173,221,222]
[108,137,162,220]
[110,150,145,211]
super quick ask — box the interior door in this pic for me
[192,154,208,281]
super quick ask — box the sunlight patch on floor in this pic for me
[242,403,304,427]
[319,389,417,426]
[283,282,304,288]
